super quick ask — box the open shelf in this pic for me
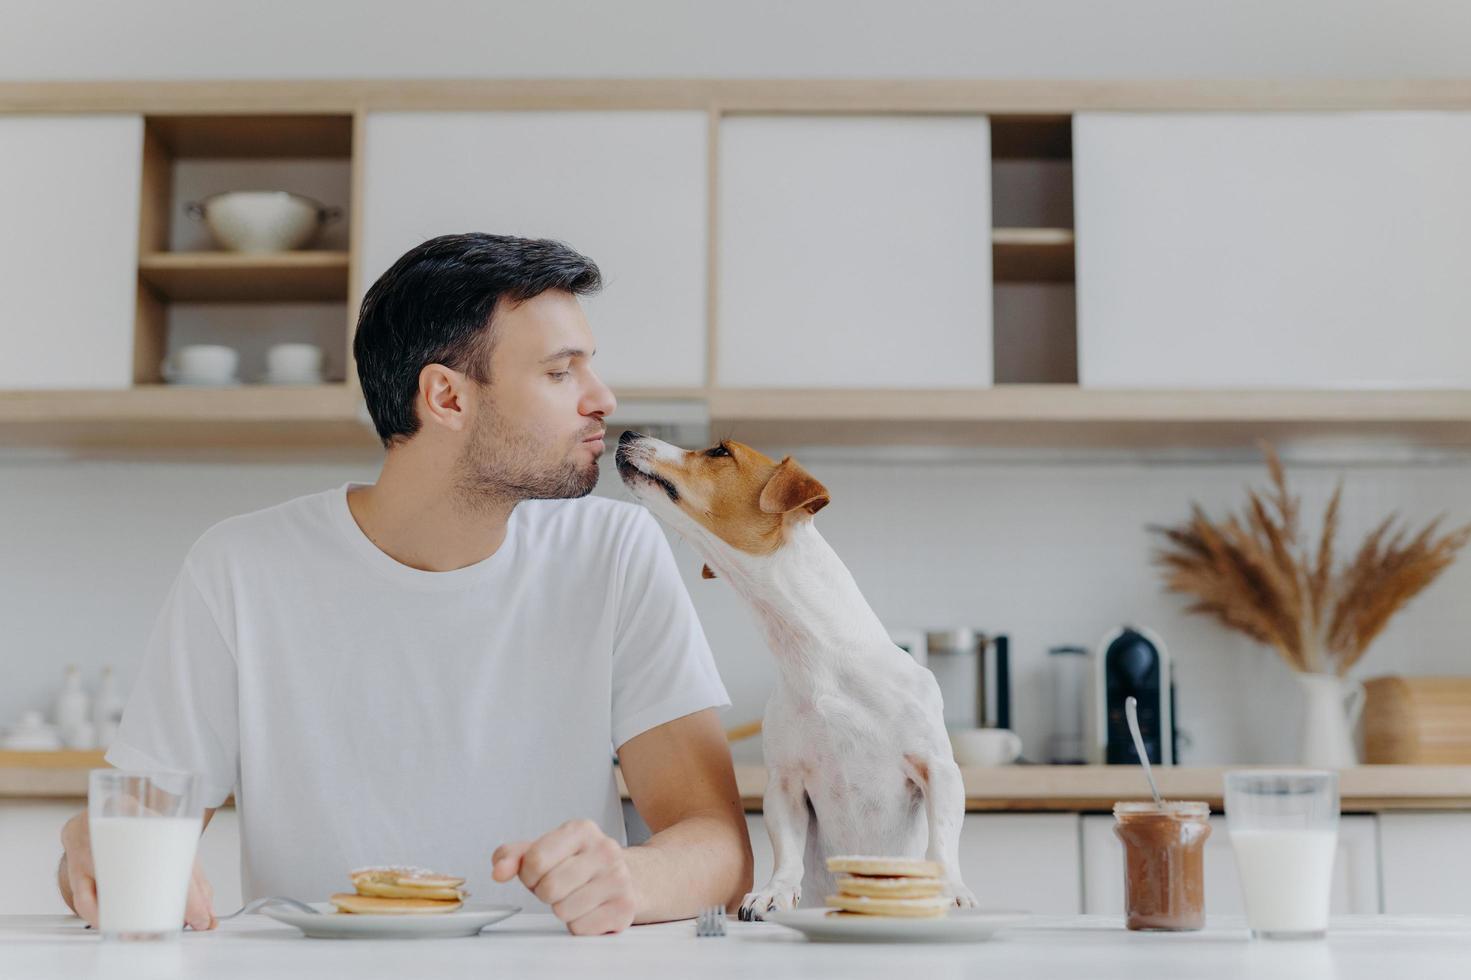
[146,114,353,159]
[139,251,350,303]
[990,115,1073,160]
[992,228,1075,282]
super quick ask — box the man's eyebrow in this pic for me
[540,347,593,363]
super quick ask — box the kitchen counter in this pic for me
[6,752,1471,811]
[2,912,1468,980]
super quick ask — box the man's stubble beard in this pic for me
[454,402,601,506]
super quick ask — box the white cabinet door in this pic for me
[1074,112,1471,389]
[0,801,240,915]
[0,801,76,914]
[1081,814,1379,916]
[361,112,709,389]
[1379,812,1471,913]
[0,115,141,390]
[958,813,1081,914]
[718,115,993,389]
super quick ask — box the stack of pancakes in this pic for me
[824,856,950,918]
[330,866,467,914]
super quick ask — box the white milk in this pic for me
[1229,828,1338,934]
[90,816,201,935]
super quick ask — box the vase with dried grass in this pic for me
[1149,443,1471,767]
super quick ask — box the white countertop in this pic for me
[3,912,1469,980]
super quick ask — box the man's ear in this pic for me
[701,564,717,580]
[758,457,830,517]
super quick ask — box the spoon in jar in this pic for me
[1125,696,1164,807]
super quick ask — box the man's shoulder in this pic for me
[186,485,340,572]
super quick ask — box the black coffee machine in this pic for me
[1096,625,1176,765]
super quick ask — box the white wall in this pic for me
[3,0,1471,81]
[4,1,1471,765]
[5,447,1471,765]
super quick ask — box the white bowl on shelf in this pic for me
[185,191,341,253]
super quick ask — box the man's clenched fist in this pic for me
[492,819,638,935]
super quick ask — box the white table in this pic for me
[2,913,1469,980]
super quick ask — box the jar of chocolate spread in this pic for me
[1113,800,1211,931]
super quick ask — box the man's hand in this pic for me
[59,810,216,931]
[492,819,638,935]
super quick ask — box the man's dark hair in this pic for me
[353,233,602,447]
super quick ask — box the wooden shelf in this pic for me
[138,252,350,303]
[7,754,1470,811]
[993,228,1075,283]
[9,386,1471,452]
[0,385,377,451]
[708,387,1471,448]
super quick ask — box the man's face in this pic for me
[456,290,617,502]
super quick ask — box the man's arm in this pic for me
[492,708,751,933]
[617,707,753,922]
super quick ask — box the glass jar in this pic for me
[1113,800,1211,931]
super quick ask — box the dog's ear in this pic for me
[701,563,717,580]
[758,457,830,517]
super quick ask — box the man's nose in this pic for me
[584,371,617,419]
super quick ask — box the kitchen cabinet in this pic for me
[0,114,142,390]
[361,111,709,389]
[1073,112,1471,389]
[1080,813,1380,916]
[743,812,1082,914]
[716,115,994,389]
[1379,812,1471,913]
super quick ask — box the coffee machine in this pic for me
[1095,625,1175,765]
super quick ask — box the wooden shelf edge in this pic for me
[138,251,350,303]
[139,251,350,270]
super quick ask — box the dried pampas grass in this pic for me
[1149,443,1471,676]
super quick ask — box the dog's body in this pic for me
[616,432,976,919]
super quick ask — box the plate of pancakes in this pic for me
[765,856,1026,944]
[261,866,519,939]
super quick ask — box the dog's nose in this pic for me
[619,430,643,446]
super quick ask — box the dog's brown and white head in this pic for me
[615,431,829,578]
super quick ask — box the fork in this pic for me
[694,905,727,937]
[216,896,321,920]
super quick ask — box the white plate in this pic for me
[261,902,520,939]
[765,907,1026,944]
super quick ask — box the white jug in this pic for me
[1297,671,1365,769]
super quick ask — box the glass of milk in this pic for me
[1224,769,1339,940]
[88,770,205,941]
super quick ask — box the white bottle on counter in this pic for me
[93,665,124,748]
[54,665,93,749]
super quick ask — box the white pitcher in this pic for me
[1297,672,1365,769]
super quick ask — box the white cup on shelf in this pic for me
[263,343,325,384]
[949,727,1024,766]
[161,345,239,386]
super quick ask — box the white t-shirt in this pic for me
[106,483,729,906]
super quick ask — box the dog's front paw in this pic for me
[738,884,801,921]
[948,882,979,909]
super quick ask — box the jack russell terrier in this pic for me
[616,431,977,920]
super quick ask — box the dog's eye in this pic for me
[705,444,730,458]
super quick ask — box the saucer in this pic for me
[262,372,325,386]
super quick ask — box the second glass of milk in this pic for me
[88,770,205,941]
[1224,769,1339,940]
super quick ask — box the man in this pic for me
[57,233,752,936]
